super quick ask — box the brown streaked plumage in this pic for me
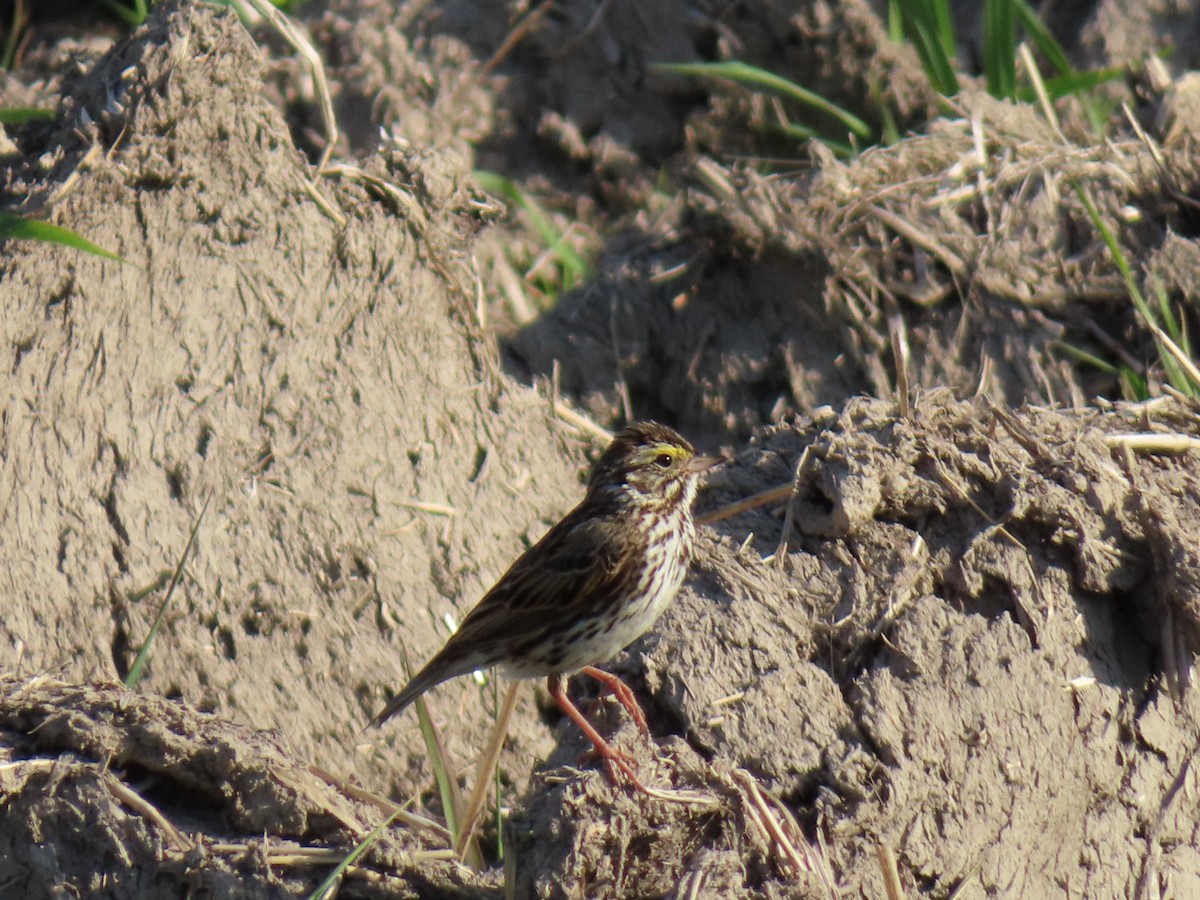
[371,421,719,792]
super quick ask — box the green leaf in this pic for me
[0,107,55,124]
[0,212,126,263]
[653,60,873,138]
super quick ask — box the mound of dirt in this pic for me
[505,392,1200,897]
[0,0,577,844]
[4,1,1200,898]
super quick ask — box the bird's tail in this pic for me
[369,677,429,728]
[369,648,479,728]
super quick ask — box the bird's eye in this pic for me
[654,453,673,469]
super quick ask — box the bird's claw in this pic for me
[579,743,650,793]
[580,666,651,736]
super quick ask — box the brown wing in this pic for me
[444,503,639,664]
[371,501,638,727]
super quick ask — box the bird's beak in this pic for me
[685,454,723,475]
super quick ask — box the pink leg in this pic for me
[547,674,651,794]
[579,666,650,735]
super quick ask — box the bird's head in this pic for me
[587,421,719,509]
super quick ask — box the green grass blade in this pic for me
[1076,183,1200,396]
[1161,356,1192,395]
[494,745,504,858]
[0,212,126,263]
[492,676,504,861]
[1053,340,1118,373]
[1010,2,1121,132]
[125,494,211,689]
[304,806,403,900]
[1155,276,1196,359]
[928,0,957,63]
[774,120,822,141]
[489,681,504,864]
[1151,279,1192,392]
[1013,0,1072,76]
[900,0,958,64]
[776,121,856,156]
[473,170,591,291]
[1120,366,1149,401]
[877,95,901,146]
[1,2,27,71]
[887,0,904,42]
[414,696,460,840]
[454,682,520,861]
[652,61,872,138]
[413,694,484,868]
[898,10,961,95]
[983,0,1017,98]
[98,0,148,27]
[1074,185,1137,301]
[1153,277,1183,341]
[1015,65,1126,102]
[0,107,55,124]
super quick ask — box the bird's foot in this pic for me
[549,672,654,794]
[579,665,650,736]
[578,738,652,794]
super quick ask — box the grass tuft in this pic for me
[412,692,485,868]
[474,170,593,308]
[1075,183,1200,398]
[659,0,1123,161]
